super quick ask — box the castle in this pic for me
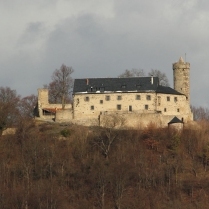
[36,57,193,128]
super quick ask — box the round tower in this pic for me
[173,57,190,102]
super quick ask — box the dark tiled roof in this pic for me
[168,116,183,124]
[73,77,183,95]
[156,85,183,95]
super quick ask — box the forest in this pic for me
[1,66,209,208]
[1,118,209,209]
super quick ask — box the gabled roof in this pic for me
[73,77,183,95]
[168,116,183,124]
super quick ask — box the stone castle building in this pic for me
[36,57,193,128]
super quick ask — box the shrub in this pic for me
[60,129,71,137]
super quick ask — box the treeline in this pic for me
[1,120,209,208]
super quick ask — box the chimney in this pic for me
[86,79,89,85]
[150,75,153,85]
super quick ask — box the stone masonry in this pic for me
[37,57,193,128]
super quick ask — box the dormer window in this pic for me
[100,87,105,92]
[121,85,126,89]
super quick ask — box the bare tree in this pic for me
[118,69,145,78]
[19,94,37,118]
[148,69,169,86]
[118,68,169,87]
[0,87,20,134]
[191,105,209,121]
[45,64,74,108]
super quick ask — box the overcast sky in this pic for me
[1,0,209,107]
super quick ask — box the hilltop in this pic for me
[1,120,209,208]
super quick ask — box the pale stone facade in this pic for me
[72,91,192,128]
[73,92,191,119]
[37,88,72,121]
[173,57,190,102]
[36,57,193,128]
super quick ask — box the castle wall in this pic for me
[156,93,192,117]
[168,123,184,131]
[99,113,188,129]
[73,92,158,119]
[37,88,72,121]
[55,109,73,122]
[73,92,193,122]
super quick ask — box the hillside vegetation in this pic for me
[1,120,209,209]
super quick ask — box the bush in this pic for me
[60,129,71,137]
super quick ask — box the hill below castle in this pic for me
[1,120,209,208]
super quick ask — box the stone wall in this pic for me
[99,112,189,129]
[168,123,184,131]
[173,57,190,102]
[55,109,73,122]
[73,91,193,122]
[37,88,73,121]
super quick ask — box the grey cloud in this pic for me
[17,22,46,45]
[1,1,209,108]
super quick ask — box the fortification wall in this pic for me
[99,113,191,129]
[55,109,73,122]
[73,92,192,121]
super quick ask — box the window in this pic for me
[100,100,103,104]
[129,105,132,112]
[167,96,170,101]
[87,87,96,92]
[91,105,94,110]
[105,95,110,101]
[136,95,141,100]
[174,97,178,102]
[158,96,161,106]
[177,108,180,112]
[85,96,89,102]
[164,108,167,112]
[117,104,121,110]
[92,87,97,92]
[117,95,122,100]
[146,95,151,100]
[145,105,148,110]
